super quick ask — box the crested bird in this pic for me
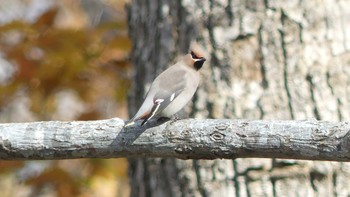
[125,50,206,127]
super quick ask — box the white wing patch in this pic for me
[155,99,164,103]
[147,99,164,122]
[170,93,176,101]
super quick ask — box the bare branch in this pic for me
[0,118,349,161]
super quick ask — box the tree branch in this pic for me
[0,118,349,161]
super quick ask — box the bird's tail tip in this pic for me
[124,121,135,128]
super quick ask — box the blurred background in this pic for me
[0,0,130,196]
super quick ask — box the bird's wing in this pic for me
[140,69,187,125]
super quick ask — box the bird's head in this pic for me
[184,50,206,70]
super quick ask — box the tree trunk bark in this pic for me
[127,0,350,196]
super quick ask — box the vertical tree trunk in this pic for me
[127,0,350,196]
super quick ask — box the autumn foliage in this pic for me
[0,4,131,197]
[0,7,130,120]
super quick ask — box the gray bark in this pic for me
[127,0,350,196]
[1,118,350,161]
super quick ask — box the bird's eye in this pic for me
[191,51,199,59]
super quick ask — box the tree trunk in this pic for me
[127,0,350,196]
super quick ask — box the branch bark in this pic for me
[0,118,349,161]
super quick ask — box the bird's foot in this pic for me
[169,115,181,125]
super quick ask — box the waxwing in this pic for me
[125,50,206,127]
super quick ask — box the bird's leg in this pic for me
[168,114,181,125]
[173,114,180,121]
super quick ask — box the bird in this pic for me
[125,50,206,127]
